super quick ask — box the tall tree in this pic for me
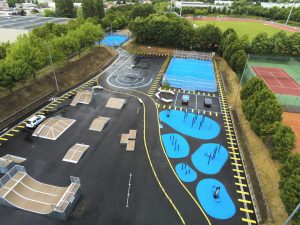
[82,0,104,19]
[55,0,75,18]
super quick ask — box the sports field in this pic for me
[192,20,290,40]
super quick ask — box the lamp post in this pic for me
[233,54,249,110]
[283,203,300,225]
[46,43,59,92]
[285,0,296,25]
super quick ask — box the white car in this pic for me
[25,115,46,129]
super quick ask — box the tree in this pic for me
[193,24,222,51]
[223,41,243,63]
[130,3,155,19]
[279,173,300,224]
[242,88,275,120]
[269,31,288,55]
[250,98,282,136]
[280,154,300,183]
[235,50,247,75]
[271,124,295,162]
[219,28,237,55]
[240,77,267,101]
[7,35,48,79]
[250,32,271,54]
[44,9,56,17]
[286,32,300,56]
[0,42,11,60]
[55,0,75,18]
[82,0,105,19]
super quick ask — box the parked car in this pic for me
[25,115,46,129]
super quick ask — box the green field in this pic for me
[192,20,290,40]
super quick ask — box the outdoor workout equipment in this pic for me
[213,186,221,200]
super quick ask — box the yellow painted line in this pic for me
[235,182,247,187]
[43,109,49,112]
[0,137,8,141]
[12,129,19,132]
[46,106,54,109]
[237,190,249,195]
[240,208,253,213]
[38,112,45,115]
[233,169,244,173]
[17,125,24,128]
[55,101,62,103]
[234,175,245,180]
[209,111,212,116]
[232,162,243,167]
[163,105,166,109]
[230,157,241,161]
[208,93,210,96]
[174,106,177,110]
[168,105,171,109]
[180,107,183,111]
[191,109,194,113]
[157,104,160,108]
[230,151,239,155]
[242,218,256,224]
[203,110,206,114]
[215,112,218,116]
[5,133,14,137]
[20,122,26,125]
[228,146,238,150]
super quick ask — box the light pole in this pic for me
[179,0,183,17]
[283,203,300,225]
[285,0,296,25]
[46,43,59,92]
[233,54,249,110]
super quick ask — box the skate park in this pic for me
[0,46,258,225]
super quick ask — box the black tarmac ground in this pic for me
[0,48,257,225]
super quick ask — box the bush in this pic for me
[279,154,300,224]
[271,125,295,162]
[250,98,282,136]
[240,77,267,101]
[242,88,275,120]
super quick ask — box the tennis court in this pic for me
[252,66,300,96]
[164,58,217,92]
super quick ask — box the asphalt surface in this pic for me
[0,52,180,224]
[0,47,257,225]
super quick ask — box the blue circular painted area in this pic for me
[98,34,128,47]
[175,163,197,183]
[192,143,228,175]
[196,178,236,220]
[162,133,189,158]
[160,110,220,140]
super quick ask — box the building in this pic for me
[0,16,70,43]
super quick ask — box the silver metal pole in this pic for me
[179,0,183,17]
[233,54,249,110]
[285,0,296,25]
[283,203,300,225]
[46,44,59,92]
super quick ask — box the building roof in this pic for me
[0,16,70,30]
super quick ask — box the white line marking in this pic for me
[126,173,132,208]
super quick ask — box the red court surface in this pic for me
[252,66,300,96]
[283,112,300,153]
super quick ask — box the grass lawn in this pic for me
[192,20,289,40]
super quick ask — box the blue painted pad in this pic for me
[192,143,228,175]
[196,178,236,219]
[182,95,190,101]
[164,58,217,92]
[162,133,189,158]
[98,34,128,47]
[160,110,220,140]
[175,163,197,183]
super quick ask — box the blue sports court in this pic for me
[164,58,217,92]
[100,34,128,47]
